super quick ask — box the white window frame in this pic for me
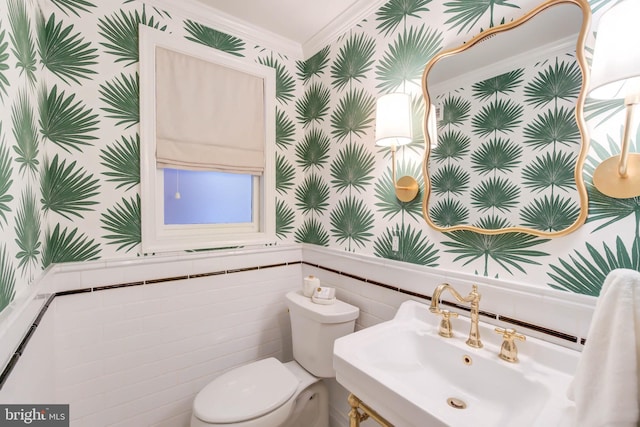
[139,25,276,253]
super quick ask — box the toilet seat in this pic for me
[193,358,299,424]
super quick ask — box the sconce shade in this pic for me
[375,93,413,147]
[590,0,640,199]
[589,0,640,99]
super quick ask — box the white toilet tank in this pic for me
[285,290,359,378]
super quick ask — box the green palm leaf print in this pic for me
[99,72,139,129]
[99,6,167,66]
[374,223,439,266]
[296,128,330,171]
[330,87,376,141]
[276,199,295,239]
[296,46,330,84]
[470,137,522,175]
[184,20,244,56]
[0,245,16,312]
[257,54,295,104]
[12,90,39,176]
[37,14,98,84]
[8,0,36,85]
[276,108,295,148]
[122,1,170,19]
[330,196,374,248]
[521,151,576,192]
[330,141,376,193]
[100,195,140,252]
[374,158,423,220]
[0,26,10,99]
[39,84,99,152]
[523,106,579,150]
[524,58,581,108]
[443,215,549,276]
[429,198,469,228]
[330,32,376,91]
[431,129,470,163]
[295,172,330,215]
[42,224,101,268]
[375,0,432,36]
[472,69,524,102]
[584,98,624,127]
[430,163,469,196]
[587,188,640,233]
[472,98,523,137]
[470,176,520,213]
[276,153,295,194]
[99,134,139,190]
[294,217,329,246]
[520,195,580,232]
[50,0,96,17]
[376,24,443,93]
[438,95,471,128]
[548,236,640,296]
[40,154,100,220]
[295,82,331,128]
[0,142,14,227]
[14,188,41,273]
[444,0,519,34]
[588,0,614,14]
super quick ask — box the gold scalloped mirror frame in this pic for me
[421,0,591,237]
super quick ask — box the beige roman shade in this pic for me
[155,47,265,174]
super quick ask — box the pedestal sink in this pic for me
[333,300,579,427]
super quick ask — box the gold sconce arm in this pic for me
[390,144,419,203]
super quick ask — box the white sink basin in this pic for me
[334,300,579,427]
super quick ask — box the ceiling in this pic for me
[193,0,381,57]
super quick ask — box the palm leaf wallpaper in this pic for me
[0,0,631,315]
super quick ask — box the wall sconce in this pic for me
[375,93,419,202]
[590,0,640,199]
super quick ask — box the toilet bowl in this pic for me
[190,290,359,427]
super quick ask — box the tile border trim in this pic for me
[302,261,582,345]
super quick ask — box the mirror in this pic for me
[421,0,591,236]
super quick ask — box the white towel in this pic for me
[568,268,640,427]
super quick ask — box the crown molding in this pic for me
[302,0,388,58]
[147,0,304,59]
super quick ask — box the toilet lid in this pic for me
[193,358,299,423]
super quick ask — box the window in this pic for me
[139,26,275,253]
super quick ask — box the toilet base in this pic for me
[190,360,329,427]
[280,380,328,427]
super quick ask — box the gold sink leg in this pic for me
[347,393,394,427]
[348,394,369,427]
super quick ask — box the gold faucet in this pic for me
[430,283,483,348]
[494,327,526,363]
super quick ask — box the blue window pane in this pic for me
[163,168,253,225]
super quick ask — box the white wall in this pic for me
[0,244,595,427]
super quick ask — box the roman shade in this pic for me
[155,47,265,174]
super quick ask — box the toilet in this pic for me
[190,290,359,427]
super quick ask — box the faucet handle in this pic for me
[437,310,459,338]
[494,327,526,363]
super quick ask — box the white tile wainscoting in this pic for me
[0,244,595,427]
